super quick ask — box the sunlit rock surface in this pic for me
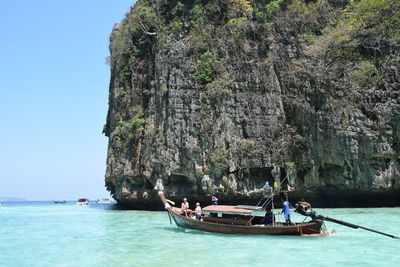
[103,0,400,209]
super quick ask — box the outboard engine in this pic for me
[294,201,317,219]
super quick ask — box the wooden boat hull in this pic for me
[157,190,324,235]
[167,208,323,235]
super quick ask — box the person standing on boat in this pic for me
[195,202,202,220]
[181,198,190,217]
[281,194,291,225]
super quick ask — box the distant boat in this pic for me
[53,200,67,204]
[96,199,112,204]
[76,198,89,205]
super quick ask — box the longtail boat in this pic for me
[155,176,399,239]
[157,190,327,236]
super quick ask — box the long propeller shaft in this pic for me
[316,215,399,239]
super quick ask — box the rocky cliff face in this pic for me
[103,0,400,209]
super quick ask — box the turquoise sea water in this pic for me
[0,202,399,267]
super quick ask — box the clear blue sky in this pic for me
[0,0,135,200]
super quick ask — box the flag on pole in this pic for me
[212,196,218,205]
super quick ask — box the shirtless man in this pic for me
[195,202,202,220]
[181,198,190,217]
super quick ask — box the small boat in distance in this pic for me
[53,200,66,204]
[96,199,112,204]
[76,198,89,205]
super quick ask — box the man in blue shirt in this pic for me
[281,193,291,225]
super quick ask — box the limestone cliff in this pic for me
[103,0,400,209]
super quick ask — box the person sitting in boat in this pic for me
[280,194,292,225]
[211,196,218,205]
[294,200,316,218]
[262,181,273,194]
[195,202,202,220]
[181,198,190,217]
[264,208,275,225]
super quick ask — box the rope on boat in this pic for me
[167,209,172,225]
[259,175,289,208]
[321,221,328,235]
[246,176,289,226]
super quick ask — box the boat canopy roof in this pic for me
[202,205,264,216]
